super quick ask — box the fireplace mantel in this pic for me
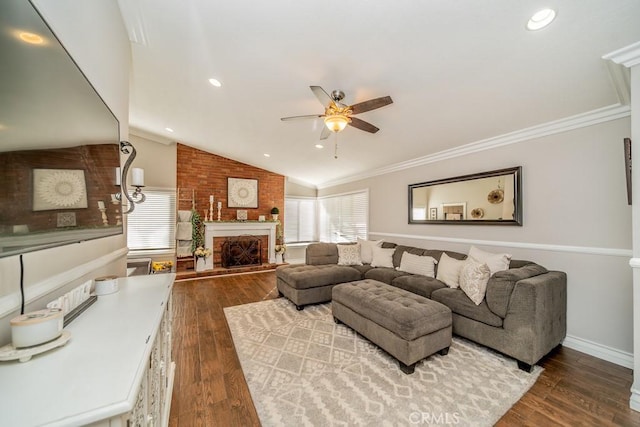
[204,221,278,269]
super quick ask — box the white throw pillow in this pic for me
[435,253,466,289]
[468,246,512,275]
[459,259,491,305]
[397,252,437,277]
[356,237,384,264]
[337,243,362,266]
[370,246,395,268]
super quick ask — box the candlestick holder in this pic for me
[203,209,208,222]
[110,196,122,226]
[209,200,214,223]
[217,203,222,221]
[99,207,109,226]
[114,141,146,214]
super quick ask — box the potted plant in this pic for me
[270,207,279,221]
[193,246,211,272]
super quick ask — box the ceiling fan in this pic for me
[281,86,393,140]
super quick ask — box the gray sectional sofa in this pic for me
[276,241,567,371]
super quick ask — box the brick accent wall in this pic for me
[176,143,285,264]
[0,144,120,233]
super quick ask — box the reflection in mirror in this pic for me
[0,0,121,257]
[408,167,522,225]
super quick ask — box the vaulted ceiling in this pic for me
[119,0,640,187]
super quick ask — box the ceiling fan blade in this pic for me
[280,114,324,121]
[320,125,331,140]
[310,86,333,107]
[349,117,380,133]
[350,96,393,115]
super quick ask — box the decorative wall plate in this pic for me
[487,189,504,204]
[228,178,258,208]
[33,169,88,211]
[470,208,484,219]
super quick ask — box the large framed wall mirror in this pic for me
[408,166,522,225]
[0,1,122,258]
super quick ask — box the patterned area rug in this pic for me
[224,298,541,426]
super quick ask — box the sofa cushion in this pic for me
[357,237,383,264]
[397,252,437,277]
[364,267,410,285]
[391,275,447,299]
[305,243,339,265]
[277,264,362,290]
[435,253,466,289]
[459,259,491,305]
[431,288,503,327]
[485,263,548,318]
[370,247,395,268]
[348,264,373,276]
[337,243,362,265]
[391,246,465,269]
[468,246,512,275]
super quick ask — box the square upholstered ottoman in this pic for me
[332,279,452,374]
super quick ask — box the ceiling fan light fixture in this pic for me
[324,114,350,133]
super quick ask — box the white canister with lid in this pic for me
[94,275,119,295]
[10,308,64,348]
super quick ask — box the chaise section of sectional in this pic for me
[276,264,362,310]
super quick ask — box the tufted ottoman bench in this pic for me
[332,279,452,374]
[276,264,362,310]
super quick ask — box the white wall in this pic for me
[319,117,633,366]
[129,134,177,189]
[0,0,130,345]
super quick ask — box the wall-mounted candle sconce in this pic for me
[114,141,145,214]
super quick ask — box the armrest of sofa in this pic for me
[502,271,567,363]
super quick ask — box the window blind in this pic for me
[284,197,317,243]
[318,190,368,243]
[127,188,176,251]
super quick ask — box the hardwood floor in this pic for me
[169,272,640,426]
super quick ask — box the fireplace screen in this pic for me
[221,235,262,268]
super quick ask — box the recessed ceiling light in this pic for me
[263,153,270,157]
[315,144,324,149]
[208,78,222,87]
[165,127,174,132]
[526,8,556,31]
[16,31,45,45]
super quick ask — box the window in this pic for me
[127,188,176,251]
[284,197,317,243]
[318,190,369,243]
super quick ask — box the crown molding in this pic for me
[603,41,640,68]
[129,126,175,145]
[286,175,317,189]
[117,0,149,45]
[605,61,631,105]
[317,103,631,189]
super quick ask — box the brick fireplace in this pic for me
[204,221,277,270]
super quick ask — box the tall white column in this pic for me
[605,41,640,411]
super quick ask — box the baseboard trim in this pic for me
[369,232,632,258]
[0,248,129,318]
[562,335,633,369]
[630,384,640,412]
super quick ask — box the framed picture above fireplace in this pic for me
[228,177,258,208]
